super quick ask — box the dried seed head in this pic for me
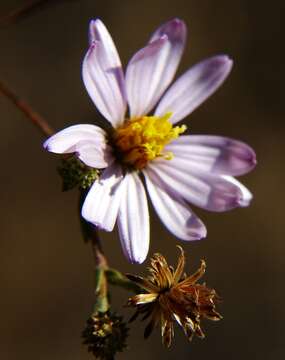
[127,246,222,347]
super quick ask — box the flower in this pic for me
[127,246,222,347]
[44,18,256,263]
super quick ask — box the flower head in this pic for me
[127,246,222,347]
[44,18,256,263]
[82,311,129,359]
[112,112,186,169]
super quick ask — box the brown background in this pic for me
[0,0,284,359]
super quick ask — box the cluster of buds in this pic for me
[82,311,129,360]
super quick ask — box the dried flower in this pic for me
[44,18,256,263]
[82,311,129,359]
[127,246,222,347]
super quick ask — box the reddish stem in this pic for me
[0,80,54,136]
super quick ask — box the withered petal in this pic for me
[195,324,205,339]
[201,308,223,321]
[183,321,194,341]
[151,253,173,289]
[161,318,174,348]
[128,293,158,306]
[144,320,154,339]
[144,305,161,339]
[184,316,195,333]
[126,274,159,293]
[178,259,206,288]
[129,308,141,323]
[129,303,154,323]
[141,305,155,321]
[173,245,186,285]
[169,265,175,275]
[172,312,183,326]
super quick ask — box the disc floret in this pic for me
[113,113,186,169]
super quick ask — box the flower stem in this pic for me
[79,192,110,312]
[90,227,108,269]
[86,225,109,312]
[90,229,109,310]
[0,80,54,136]
[106,268,142,294]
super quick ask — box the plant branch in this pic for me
[0,0,73,26]
[0,80,54,136]
[88,226,109,312]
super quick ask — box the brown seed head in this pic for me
[127,246,222,347]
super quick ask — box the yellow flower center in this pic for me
[113,113,187,169]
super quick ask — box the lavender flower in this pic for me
[44,19,256,263]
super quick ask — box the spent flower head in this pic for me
[44,18,256,263]
[127,246,222,347]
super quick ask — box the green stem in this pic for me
[79,191,140,313]
[106,268,142,294]
[79,191,109,312]
[90,227,109,312]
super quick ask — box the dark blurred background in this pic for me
[0,0,284,359]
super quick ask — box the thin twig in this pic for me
[0,80,54,136]
[0,0,65,26]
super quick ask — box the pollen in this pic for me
[113,113,187,169]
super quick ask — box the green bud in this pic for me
[57,156,99,191]
[82,311,129,360]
